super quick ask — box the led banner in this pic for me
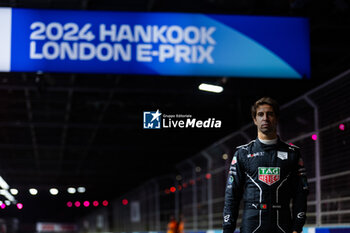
[0,7,310,78]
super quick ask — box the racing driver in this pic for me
[223,97,309,233]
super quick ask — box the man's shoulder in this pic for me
[279,140,300,151]
[233,141,255,163]
[236,140,256,151]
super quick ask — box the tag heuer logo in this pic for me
[258,167,280,185]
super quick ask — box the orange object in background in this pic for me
[167,216,178,233]
[177,220,184,233]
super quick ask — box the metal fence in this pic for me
[81,69,350,232]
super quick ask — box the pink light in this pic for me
[339,124,345,131]
[205,173,212,179]
[67,201,73,207]
[311,134,317,141]
[93,201,99,207]
[122,199,128,206]
[83,201,90,207]
[74,201,81,207]
[0,204,5,209]
[17,203,23,210]
[102,200,108,206]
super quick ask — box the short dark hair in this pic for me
[251,97,280,119]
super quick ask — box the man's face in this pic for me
[253,104,278,136]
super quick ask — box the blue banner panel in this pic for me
[6,8,310,78]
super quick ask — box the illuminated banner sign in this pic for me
[0,8,310,78]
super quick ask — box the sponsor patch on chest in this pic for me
[258,167,280,185]
[247,152,264,158]
[277,151,288,160]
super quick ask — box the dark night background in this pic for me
[0,0,349,225]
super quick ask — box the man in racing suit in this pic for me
[223,97,308,233]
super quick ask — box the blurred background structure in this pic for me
[0,0,349,232]
[109,70,350,232]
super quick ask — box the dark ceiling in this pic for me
[0,0,350,223]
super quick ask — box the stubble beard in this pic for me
[259,126,276,137]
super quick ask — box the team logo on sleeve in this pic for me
[224,215,230,222]
[231,156,237,165]
[258,167,280,185]
[228,176,234,184]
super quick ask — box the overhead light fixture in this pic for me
[0,176,9,190]
[67,187,76,194]
[49,188,59,195]
[0,189,15,202]
[29,188,38,196]
[77,187,86,193]
[198,83,223,93]
[10,188,18,195]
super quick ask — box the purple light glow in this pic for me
[83,201,90,207]
[17,203,23,210]
[312,134,317,141]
